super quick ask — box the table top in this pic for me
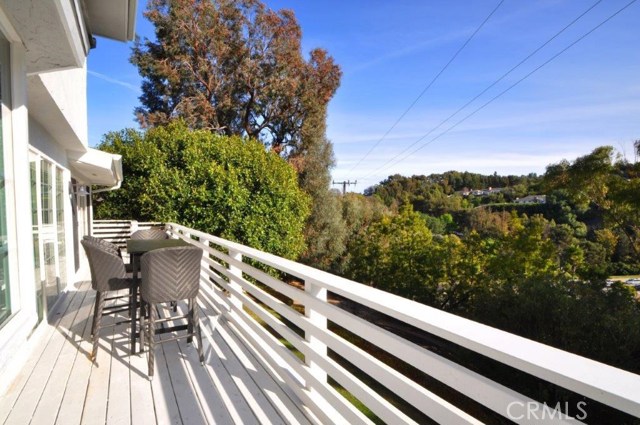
[127,238,190,254]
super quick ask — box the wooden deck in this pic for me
[0,280,315,425]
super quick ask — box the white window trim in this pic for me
[0,9,39,387]
[29,148,76,296]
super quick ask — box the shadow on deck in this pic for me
[0,280,314,425]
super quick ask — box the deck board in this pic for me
[1,282,313,425]
[5,287,88,425]
[0,289,80,425]
[30,285,95,425]
[81,290,121,425]
[55,287,97,425]
[129,346,156,425]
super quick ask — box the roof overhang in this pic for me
[68,148,123,188]
[28,72,87,150]
[84,0,137,42]
[2,0,90,74]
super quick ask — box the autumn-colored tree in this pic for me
[132,0,341,158]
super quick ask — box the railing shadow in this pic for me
[53,281,148,380]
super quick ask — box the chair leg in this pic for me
[91,291,105,361]
[139,300,146,354]
[187,298,194,344]
[193,299,204,365]
[130,285,137,355]
[91,293,100,337]
[148,303,156,380]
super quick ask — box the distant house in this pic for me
[515,195,547,204]
[458,187,504,197]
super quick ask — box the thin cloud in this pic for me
[88,70,140,93]
[348,28,471,74]
[334,138,639,190]
[329,130,429,145]
[346,1,556,75]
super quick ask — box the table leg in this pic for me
[131,254,139,354]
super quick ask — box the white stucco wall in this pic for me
[0,0,88,73]
[27,61,88,152]
[29,118,68,167]
[38,64,88,147]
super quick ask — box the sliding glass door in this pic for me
[30,151,68,321]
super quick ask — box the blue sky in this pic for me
[87,0,640,190]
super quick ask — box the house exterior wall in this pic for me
[0,0,89,73]
[0,0,111,392]
[29,64,88,151]
[39,66,88,147]
[29,119,69,167]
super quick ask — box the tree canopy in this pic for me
[94,121,310,259]
[342,144,640,372]
[131,0,344,267]
[131,0,341,159]
[543,146,640,261]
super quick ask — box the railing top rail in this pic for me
[167,222,640,417]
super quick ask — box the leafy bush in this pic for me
[95,121,310,259]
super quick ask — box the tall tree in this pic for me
[131,0,341,159]
[131,0,344,267]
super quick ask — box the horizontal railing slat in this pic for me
[225,300,372,425]
[93,220,640,423]
[165,222,640,419]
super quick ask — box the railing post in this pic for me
[227,249,244,312]
[130,220,138,237]
[305,278,328,391]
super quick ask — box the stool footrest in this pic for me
[155,324,188,335]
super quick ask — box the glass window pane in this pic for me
[43,241,57,310]
[56,168,66,290]
[0,66,10,326]
[31,159,43,322]
[41,162,53,225]
[40,160,58,311]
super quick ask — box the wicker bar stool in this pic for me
[139,245,204,379]
[131,228,169,240]
[81,240,136,361]
[83,235,133,272]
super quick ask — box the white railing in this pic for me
[158,222,640,424]
[92,220,164,249]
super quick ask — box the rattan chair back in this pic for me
[81,239,130,292]
[140,246,202,304]
[131,228,169,240]
[83,235,120,256]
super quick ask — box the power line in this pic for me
[361,0,637,182]
[359,0,605,182]
[346,0,505,177]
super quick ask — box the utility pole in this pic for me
[332,180,357,195]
